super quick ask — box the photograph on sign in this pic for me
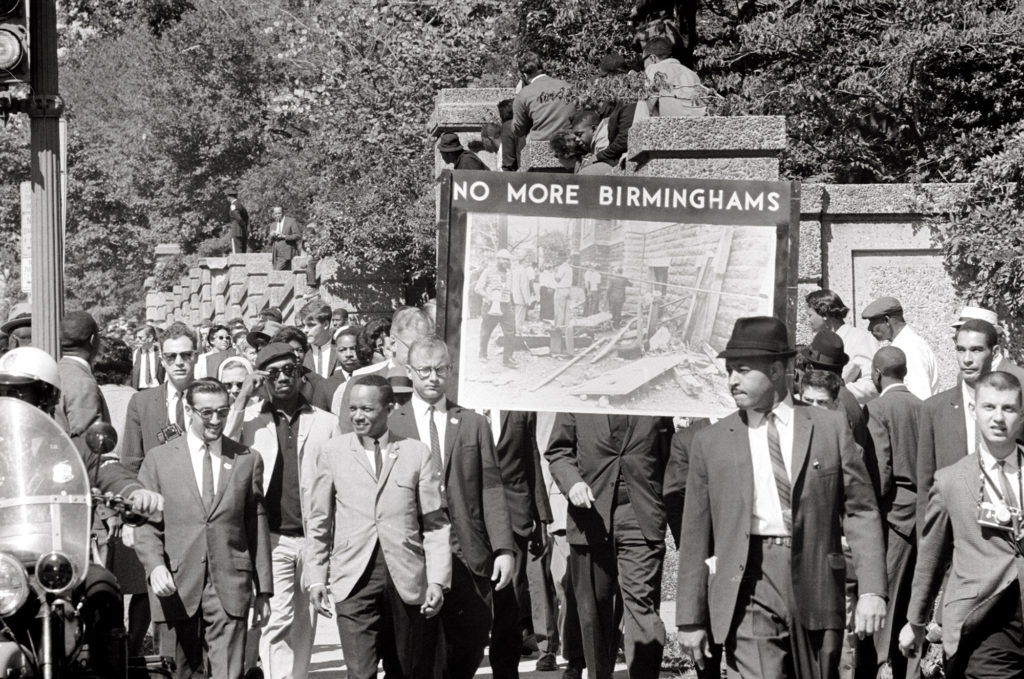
[438,171,797,419]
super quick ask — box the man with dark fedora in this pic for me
[438,132,490,171]
[676,316,887,679]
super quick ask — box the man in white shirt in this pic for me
[132,324,165,389]
[861,296,938,400]
[643,38,704,117]
[301,301,339,380]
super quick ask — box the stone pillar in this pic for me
[430,88,515,174]
[628,116,786,180]
[518,141,575,173]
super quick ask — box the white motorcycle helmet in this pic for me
[0,346,61,414]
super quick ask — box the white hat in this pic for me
[952,305,1001,331]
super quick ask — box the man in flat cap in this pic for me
[677,316,887,679]
[861,296,938,400]
[438,132,489,171]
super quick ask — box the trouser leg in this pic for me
[441,558,493,679]
[569,541,617,679]
[612,502,666,679]
[480,314,500,358]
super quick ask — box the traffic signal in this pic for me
[0,0,28,89]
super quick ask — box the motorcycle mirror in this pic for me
[85,421,118,456]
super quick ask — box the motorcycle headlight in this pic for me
[0,554,29,616]
[35,552,75,594]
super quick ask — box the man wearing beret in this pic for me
[227,342,338,679]
[438,132,489,171]
[677,316,887,679]
[861,296,938,400]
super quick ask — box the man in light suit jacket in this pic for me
[388,337,516,679]
[55,310,110,451]
[267,206,302,271]
[225,341,338,679]
[546,411,675,679]
[307,375,451,679]
[131,324,165,389]
[900,371,1024,675]
[677,316,887,679]
[134,378,273,679]
[916,318,999,526]
[864,347,923,679]
[512,51,575,141]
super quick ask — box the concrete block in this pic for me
[628,116,786,159]
[799,220,822,282]
[429,88,513,136]
[519,141,575,173]
[632,157,779,181]
[802,183,967,217]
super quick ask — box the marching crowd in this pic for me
[2,283,1024,679]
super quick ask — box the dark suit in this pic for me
[229,198,249,253]
[907,451,1024,675]
[594,101,637,167]
[134,436,273,679]
[545,414,675,679]
[916,385,968,527]
[131,348,165,390]
[268,215,301,270]
[454,150,489,171]
[389,400,516,679]
[491,411,554,679]
[303,344,342,380]
[864,383,923,678]
[676,404,886,679]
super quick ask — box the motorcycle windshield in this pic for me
[0,397,91,587]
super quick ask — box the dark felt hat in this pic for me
[255,341,297,370]
[860,296,903,319]
[800,331,849,369]
[247,321,282,350]
[717,316,796,359]
[437,133,464,153]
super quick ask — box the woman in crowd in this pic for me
[93,335,135,460]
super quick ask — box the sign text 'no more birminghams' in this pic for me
[447,171,792,226]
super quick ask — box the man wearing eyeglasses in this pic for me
[134,378,273,678]
[389,337,517,679]
[229,342,338,679]
[119,321,200,657]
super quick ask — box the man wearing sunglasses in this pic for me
[230,342,338,679]
[134,378,273,678]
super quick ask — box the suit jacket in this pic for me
[595,101,637,166]
[675,405,886,642]
[916,385,968,527]
[512,74,576,141]
[229,198,249,238]
[907,452,1024,658]
[454,150,489,171]
[121,384,174,473]
[303,344,342,380]
[204,348,236,380]
[55,356,110,441]
[304,432,452,604]
[545,414,675,545]
[130,349,165,390]
[664,419,712,545]
[226,399,338,535]
[269,215,301,263]
[389,400,516,577]
[494,411,553,536]
[133,436,273,622]
[865,384,922,537]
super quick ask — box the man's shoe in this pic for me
[503,359,519,369]
[243,668,264,679]
[522,633,540,656]
[479,354,488,362]
[562,661,583,679]
[536,653,558,672]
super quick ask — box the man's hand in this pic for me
[678,625,711,670]
[253,593,272,627]
[128,489,164,516]
[149,565,176,597]
[853,593,887,638]
[898,622,926,658]
[568,482,596,508]
[421,584,444,618]
[491,553,515,591]
[310,585,334,618]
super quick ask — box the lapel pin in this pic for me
[450,417,458,425]
[223,462,232,470]
[812,459,820,469]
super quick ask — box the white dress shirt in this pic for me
[359,431,390,474]
[166,383,188,429]
[978,441,1023,509]
[836,323,880,404]
[186,429,222,498]
[411,393,448,463]
[962,381,978,456]
[135,349,161,389]
[745,397,796,536]
[891,324,939,400]
[313,343,332,379]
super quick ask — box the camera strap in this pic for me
[977,448,1024,554]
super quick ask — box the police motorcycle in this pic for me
[0,400,169,678]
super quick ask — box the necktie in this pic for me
[201,445,215,512]
[373,439,382,480]
[766,413,792,533]
[428,406,444,474]
[174,393,185,429]
[142,351,152,387]
[997,460,1019,510]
